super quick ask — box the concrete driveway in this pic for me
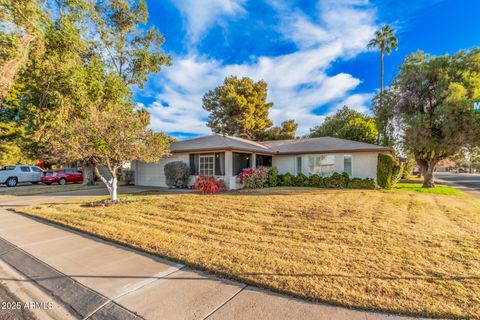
[0,187,422,320]
[436,172,480,196]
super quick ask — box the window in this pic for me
[199,155,215,176]
[20,166,31,172]
[31,167,43,173]
[307,155,335,176]
[296,156,302,174]
[344,155,352,177]
[0,166,15,171]
[232,152,251,175]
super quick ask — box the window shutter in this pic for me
[189,154,199,175]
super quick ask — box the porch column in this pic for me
[224,151,236,190]
[251,153,256,169]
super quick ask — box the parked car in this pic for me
[0,165,44,187]
[40,168,84,185]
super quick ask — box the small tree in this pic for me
[40,101,172,201]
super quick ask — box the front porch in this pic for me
[189,151,272,190]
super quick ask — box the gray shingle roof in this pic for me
[170,135,272,154]
[171,134,392,154]
[260,136,392,154]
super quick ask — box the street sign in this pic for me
[474,101,480,112]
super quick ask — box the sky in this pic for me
[135,0,480,140]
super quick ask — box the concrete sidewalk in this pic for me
[0,188,420,320]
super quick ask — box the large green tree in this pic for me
[203,76,273,140]
[374,50,480,187]
[367,25,398,112]
[259,119,298,141]
[310,106,378,144]
[0,0,45,103]
[92,0,171,88]
[4,0,173,199]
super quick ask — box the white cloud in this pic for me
[144,0,378,138]
[171,0,247,43]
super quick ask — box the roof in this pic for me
[170,134,392,155]
[170,135,272,154]
[260,136,392,154]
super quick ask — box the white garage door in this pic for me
[135,154,189,187]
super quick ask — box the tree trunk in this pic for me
[422,166,435,188]
[379,45,384,110]
[95,166,118,201]
[82,164,95,185]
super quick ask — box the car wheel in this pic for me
[31,181,39,184]
[6,177,17,187]
[58,178,67,185]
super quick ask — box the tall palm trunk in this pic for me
[379,44,384,110]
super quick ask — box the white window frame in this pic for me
[307,155,335,177]
[344,155,353,177]
[199,154,215,176]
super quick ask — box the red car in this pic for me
[40,168,84,185]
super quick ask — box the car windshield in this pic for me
[0,166,15,171]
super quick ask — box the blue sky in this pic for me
[135,0,480,140]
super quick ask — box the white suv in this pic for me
[0,165,44,187]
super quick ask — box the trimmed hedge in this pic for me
[324,172,349,188]
[348,178,375,189]
[377,154,403,189]
[249,168,374,190]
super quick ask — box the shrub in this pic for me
[243,166,269,189]
[265,167,278,188]
[293,173,308,186]
[348,178,375,189]
[278,172,294,186]
[194,176,225,194]
[401,160,414,179]
[238,168,255,184]
[377,154,402,189]
[308,174,324,187]
[164,161,190,188]
[265,167,279,187]
[324,172,349,188]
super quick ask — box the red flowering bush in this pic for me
[240,166,270,189]
[194,176,226,194]
[238,168,255,183]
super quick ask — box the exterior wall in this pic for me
[350,152,378,179]
[272,152,379,180]
[272,155,296,174]
[135,151,381,189]
[135,153,189,187]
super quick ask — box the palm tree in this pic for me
[367,25,398,109]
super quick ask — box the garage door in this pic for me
[135,155,188,187]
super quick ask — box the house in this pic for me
[134,135,392,190]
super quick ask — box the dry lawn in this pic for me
[19,188,480,318]
[0,183,104,197]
